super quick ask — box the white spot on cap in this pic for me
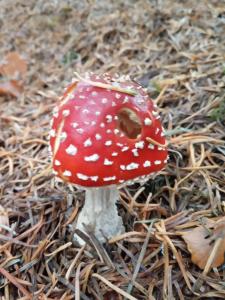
[154,160,161,165]
[144,118,152,126]
[102,98,108,104]
[77,173,88,180]
[121,146,129,152]
[126,163,139,170]
[105,140,112,146]
[115,93,121,99]
[158,146,164,151]
[143,160,151,167]
[112,101,116,107]
[164,159,167,163]
[132,149,139,157]
[71,122,79,128]
[79,95,85,99]
[104,159,113,165]
[63,170,72,177]
[135,141,145,149]
[49,129,56,137]
[123,96,129,103]
[66,144,77,156]
[53,107,59,118]
[100,123,105,128]
[69,93,74,100]
[106,129,112,134]
[114,129,120,134]
[95,134,102,140]
[148,144,155,150]
[152,111,158,116]
[161,132,165,137]
[90,176,98,181]
[117,143,124,147]
[103,176,116,182]
[84,154,99,162]
[106,115,113,123]
[63,109,70,117]
[155,128,160,134]
[84,138,92,147]
[76,128,84,134]
[92,91,98,96]
[83,109,89,114]
[120,165,126,170]
[60,132,67,141]
[137,98,144,105]
[95,111,100,116]
[112,152,118,156]
[91,121,96,126]
[55,160,61,166]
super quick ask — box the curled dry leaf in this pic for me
[0,52,27,79]
[182,217,225,269]
[0,80,23,98]
[0,52,27,97]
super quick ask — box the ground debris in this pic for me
[0,0,225,299]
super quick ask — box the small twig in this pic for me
[83,224,115,269]
[126,219,156,296]
[74,72,138,96]
[146,136,168,147]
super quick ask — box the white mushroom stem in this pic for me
[74,187,125,245]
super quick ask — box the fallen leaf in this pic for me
[0,52,27,97]
[0,80,23,97]
[0,52,27,79]
[182,217,225,269]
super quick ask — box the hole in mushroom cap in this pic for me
[117,108,142,139]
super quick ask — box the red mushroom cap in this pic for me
[49,73,168,187]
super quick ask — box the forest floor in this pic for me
[0,0,225,299]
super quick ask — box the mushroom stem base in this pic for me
[74,187,124,244]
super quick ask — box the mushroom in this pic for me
[49,73,168,244]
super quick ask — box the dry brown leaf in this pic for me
[0,79,23,97]
[0,52,27,79]
[182,217,225,269]
[0,52,27,97]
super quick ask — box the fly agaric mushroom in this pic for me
[49,73,168,244]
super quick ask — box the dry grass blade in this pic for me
[155,222,192,291]
[126,220,155,295]
[0,267,32,299]
[92,273,137,300]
